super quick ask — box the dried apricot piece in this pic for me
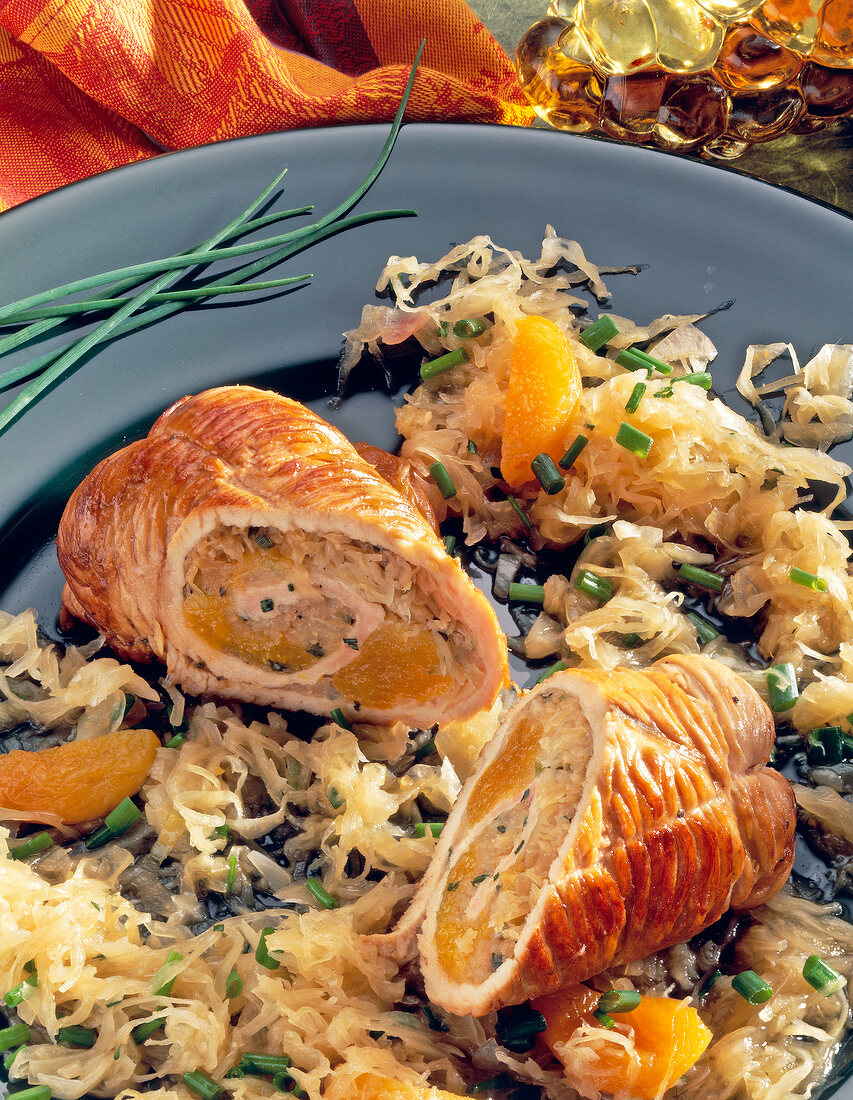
[534,986,713,1100]
[323,1071,461,1100]
[0,728,159,824]
[500,315,581,489]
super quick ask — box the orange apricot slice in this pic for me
[533,985,713,1100]
[500,315,581,488]
[323,1071,461,1100]
[0,728,159,824]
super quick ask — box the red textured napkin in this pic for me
[0,0,534,213]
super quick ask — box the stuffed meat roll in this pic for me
[405,655,795,1015]
[56,386,508,727]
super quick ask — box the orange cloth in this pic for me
[0,0,534,212]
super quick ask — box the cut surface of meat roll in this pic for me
[57,386,508,727]
[411,655,796,1016]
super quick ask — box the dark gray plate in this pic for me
[1,122,852,1096]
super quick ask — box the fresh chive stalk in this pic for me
[226,853,238,893]
[809,726,844,765]
[677,371,713,389]
[615,347,673,376]
[4,971,38,1008]
[413,736,437,762]
[495,1006,547,1052]
[593,1009,615,1028]
[625,382,646,413]
[182,1070,223,1100]
[429,461,457,499]
[152,950,184,996]
[802,955,845,995]
[622,632,641,647]
[579,316,619,351]
[238,1053,293,1076]
[766,662,799,712]
[732,969,773,1004]
[7,1088,51,1100]
[790,567,828,592]
[420,347,470,380]
[615,421,653,458]
[225,970,243,999]
[698,969,722,997]
[330,707,351,730]
[531,453,565,495]
[559,434,589,470]
[0,1024,30,1052]
[306,879,340,910]
[536,660,567,684]
[414,822,444,838]
[9,831,54,860]
[678,563,724,592]
[0,43,425,436]
[598,989,641,1013]
[255,928,281,969]
[443,534,457,556]
[507,582,546,604]
[131,1017,166,1043]
[507,495,532,530]
[687,610,719,643]
[574,569,613,602]
[453,318,488,338]
[104,797,142,836]
[57,1025,96,1048]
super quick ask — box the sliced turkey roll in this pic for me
[56,386,508,727]
[406,655,795,1016]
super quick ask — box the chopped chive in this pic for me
[342,637,359,650]
[414,822,444,838]
[678,563,724,592]
[615,421,653,458]
[536,660,567,684]
[615,347,673,375]
[531,453,565,495]
[698,969,723,997]
[598,989,641,1013]
[507,582,546,604]
[429,461,457,499]
[238,1053,293,1076]
[0,1024,30,1052]
[83,825,114,850]
[574,569,613,602]
[584,522,610,544]
[471,874,489,885]
[420,346,470,380]
[625,381,647,413]
[732,969,773,1004]
[104,797,142,837]
[255,927,282,969]
[622,632,641,647]
[226,853,238,893]
[9,831,54,860]
[225,969,243,999]
[252,530,275,549]
[766,662,799,712]
[810,726,845,764]
[579,315,619,351]
[5,972,38,1007]
[593,1009,615,1029]
[327,787,344,809]
[260,598,274,612]
[443,534,457,556]
[507,495,532,529]
[3,1045,24,1071]
[790,567,828,592]
[467,439,478,454]
[57,1025,96,1048]
[495,1006,547,1051]
[131,1017,166,1043]
[182,1070,223,1100]
[453,318,488,338]
[305,879,339,910]
[152,950,184,996]
[803,954,845,995]
[165,731,187,749]
[559,434,589,470]
[8,1088,51,1100]
[447,881,460,892]
[413,735,437,761]
[211,823,230,841]
[677,371,713,389]
[114,1046,122,1060]
[330,708,351,730]
[687,611,719,643]
[422,1004,449,1032]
